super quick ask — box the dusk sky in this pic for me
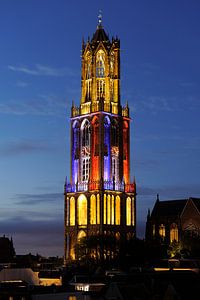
[0,0,200,257]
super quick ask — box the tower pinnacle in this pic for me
[98,10,103,27]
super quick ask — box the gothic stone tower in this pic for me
[64,18,136,262]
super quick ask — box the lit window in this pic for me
[111,195,114,224]
[97,194,100,224]
[82,120,90,147]
[97,79,105,99]
[82,157,90,181]
[132,197,135,226]
[170,223,178,242]
[116,232,120,240]
[115,196,120,225]
[152,224,156,236]
[81,120,90,182]
[96,50,105,78]
[126,197,131,226]
[104,194,107,224]
[159,224,166,239]
[77,194,87,225]
[66,197,69,226]
[153,224,156,237]
[77,230,86,241]
[70,197,75,226]
[90,194,96,225]
[107,195,111,224]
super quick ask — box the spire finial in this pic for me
[98,10,103,26]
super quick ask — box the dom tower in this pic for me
[64,17,136,262]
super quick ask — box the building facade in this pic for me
[64,18,136,262]
[146,195,200,246]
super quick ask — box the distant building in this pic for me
[64,16,136,263]
[146,195,200,246]
[0,235,15,262]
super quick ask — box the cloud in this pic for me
[0,216,64,256]
[0,140,52,156]
[139,96,173,113]
[14,193,63,205]
[8,64,76,77]
[0,95,67,116]
[137,183,200,199]
[15,81,28,87]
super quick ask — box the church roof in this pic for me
[151,199,187,218]
[91,24,110,44]
[151,197,200,218]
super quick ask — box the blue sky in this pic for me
[0,0,200,257]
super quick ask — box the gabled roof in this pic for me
[151,197,200,218]
[190,197,200,212]
[151,199,187,218]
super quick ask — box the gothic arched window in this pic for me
[96,50,105,78]
[81,119,90,182]
[159,224,166,239]
[69,197,75,226]
[77,194,87,225]
[81,119,90,147]
[115,195,121,225]
[90,194,96,225]
[73,121,79,160]
[170,223,178,243]
[126,197,131,226]
[96,50,105,100]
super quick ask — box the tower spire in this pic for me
[98,10,103,27]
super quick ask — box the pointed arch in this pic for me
[170,223,178,242]
[77,230,86,241]
[96,49,105,78]
[126,197,131,226]
[104,116,111,180]
[69,197,75,226]
[77,194,87,225]
[81,119,90,182]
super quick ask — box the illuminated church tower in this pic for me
[64,16,136,262]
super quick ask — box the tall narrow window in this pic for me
[70,197,75,226]
[90,194,96,225]
[126,197,131,226]
[111,120,119,181]
[132,197,135,226]
[170,223,178,242]
[115,196,120,225]
[107,195,111,224]
[96,50,105,100]
[153,224,156,237]
[82,120,90,147]
[85,52,91,101]
[77,194,87,225]
[111,195,115,224]
[104,116,110,180]
[96,50,105,78]
[97,79,105,99]
[81,120,90,182]
[97,194,100,224]
[159,224,166,239]
[104,194,107,224]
